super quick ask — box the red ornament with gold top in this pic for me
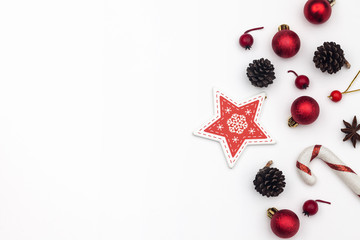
[288,96,320,127]
[304,0,336,24]
[272,25,301,58]
[267,208,300,238]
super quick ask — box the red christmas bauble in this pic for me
[304,0,332,24]
[291,96,320,125]
[269,209,300,238]
[272,25,300,58]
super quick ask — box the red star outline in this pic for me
[194,90,275,168]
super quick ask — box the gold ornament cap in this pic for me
[288,116,299,128]
[267,207,278,219]
[278,24,290,31]
[328,0,336,7]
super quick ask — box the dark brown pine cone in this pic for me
[253,161,286,197]
[313,42,350,74]
[246,58,275,88]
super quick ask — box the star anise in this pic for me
[341,116,360,148]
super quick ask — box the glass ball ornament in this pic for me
[272,25,301,58]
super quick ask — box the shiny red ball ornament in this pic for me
[288,96,320,127]
[303,199,331,216]
[239,27,264,50]
[288,70,310,89]
[272,25,301,58]
[267,208,300,238]
[304,0,335,24]
[329,90,342,102]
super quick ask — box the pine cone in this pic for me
[313,42,350,74]
[246,58,275,88]
[253,161,286,197]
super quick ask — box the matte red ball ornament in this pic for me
[272,25,301,58]
[288,96,320,127]
[303,199,331,216]
[288,70,310,89]
[267,208,300,238]
[304,0,335,24]
[239,27,264,50]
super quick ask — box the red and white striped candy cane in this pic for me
[296,145,360,197]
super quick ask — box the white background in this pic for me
[1,0,360,239]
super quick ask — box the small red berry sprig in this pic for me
[329,70,360,102]
[288,70,310,89]
[239,27,264,50]
[302,199,331,217]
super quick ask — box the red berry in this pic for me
[295,75,310,89]
[239,34,253,49]
[303,200,318,216]
[239,27,264,50]
[288,70,310,89]
[303,199,331,217]
[329,90,342,102]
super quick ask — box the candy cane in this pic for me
[296,145,360,197]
